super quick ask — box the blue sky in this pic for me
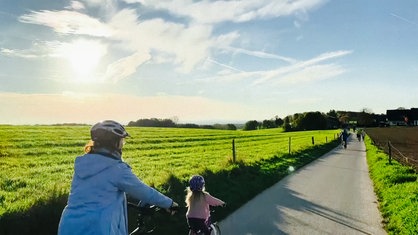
[0,0,417,124]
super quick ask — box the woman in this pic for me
[58,120,178,235]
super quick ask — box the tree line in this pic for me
[127,118,237,130]
[127,109,386,131]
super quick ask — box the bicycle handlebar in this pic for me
[128,201,180,215]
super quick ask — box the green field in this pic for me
[0,125,340,234]
[364,135,418,235]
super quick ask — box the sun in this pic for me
[63,39,107,83]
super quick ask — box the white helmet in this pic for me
[90,120,129,142]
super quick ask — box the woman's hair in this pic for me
[185,187,206,208]
[84,140,95,153]
[83,136,120,154]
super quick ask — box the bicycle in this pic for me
[341,139,347,149]
[188,209,222,235]
[128,200,178,235]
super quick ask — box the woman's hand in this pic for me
[166,201,179,215]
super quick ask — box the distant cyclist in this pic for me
[58,120,178,235]
[185,175,225,235]
[341,128,349,149]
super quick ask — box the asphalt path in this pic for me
[219,134,386,235]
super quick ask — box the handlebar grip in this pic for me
[169,205,179,211]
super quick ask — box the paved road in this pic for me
[219,135,386,235]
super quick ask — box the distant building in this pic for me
[386,108,418,126]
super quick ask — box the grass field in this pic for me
[0,125,340,234]
[364,135,418,235]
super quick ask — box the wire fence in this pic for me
[387,141,418,171]
[369,138,418,171]
[230,134,340,163]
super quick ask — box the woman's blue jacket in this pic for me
[58,151,173,235]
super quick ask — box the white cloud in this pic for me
[0,48,39,58]
[16,7,219,79]
[278,64,346,84]
[131,0,327,24]
[19,10,112,37]
[0,40,67,59]
[104,51,151,82]
[222,46,298,63]
[82,0,107,6]
[390,13,417,26]
[252,50,352,85]
[207,58,245,73]
[13,0,334,84]
[66,1,86,10]
[108,9,216,74]
[195,50,351,89]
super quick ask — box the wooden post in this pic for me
[288,136,291,154]
[312,136,314,145]
[388,141,392,164]
[232,138,236,163]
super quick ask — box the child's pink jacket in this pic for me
[186,192,224,220]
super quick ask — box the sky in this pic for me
[0,0,417,125]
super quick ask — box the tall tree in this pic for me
[244,120,259,130]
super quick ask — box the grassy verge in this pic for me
[364,137,418,235]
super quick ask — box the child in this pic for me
[185,175,225,235]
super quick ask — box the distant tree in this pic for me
[283,116,292,132]
[298,112,327,130]
[128,118,176,127]
[212,124,237,130]
[244,120,259,130]
[201,125,215,129]
[262,119,276,129]
[177,123,200,128]
[127,121,137,126]
[292,113,303,131]
[274,116,284,127]
[225,124,237,130]
[358,110,374,127]
[327,109,338,118]
[160,118,176,127]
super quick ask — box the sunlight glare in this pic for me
[64,40,106,83]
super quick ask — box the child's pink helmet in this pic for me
[189,175,205,191]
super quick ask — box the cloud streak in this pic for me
[390,13,417,26]
[19,10,112,37]
[134,0,327,24]
[222,46,298,64]
[195,50,351,88]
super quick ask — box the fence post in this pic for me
[289,136,291,154]
[232,138,236,163]
[387,141,392,164]
[312,136,314,145]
